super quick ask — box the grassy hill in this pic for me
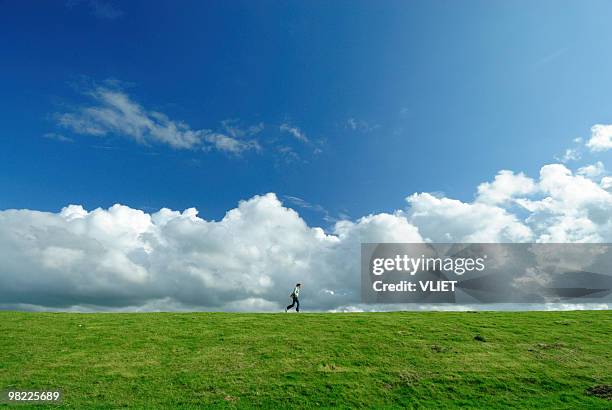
[1,311,611,408]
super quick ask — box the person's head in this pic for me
[296,283,301,287]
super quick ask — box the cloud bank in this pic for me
[1,162,612,312]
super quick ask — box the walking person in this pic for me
[285,283,301,312]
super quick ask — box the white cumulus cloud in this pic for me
[0,194,423,311]
[577,161,606,179]
[2,161,612,311]
[586,124,612,152]
[476,170,537,205]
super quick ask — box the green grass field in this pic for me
[1,311,611,409]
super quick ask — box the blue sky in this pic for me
[2,0,612,226]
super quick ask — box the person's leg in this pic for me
[295,297,300,312]
[286,297,296,311]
